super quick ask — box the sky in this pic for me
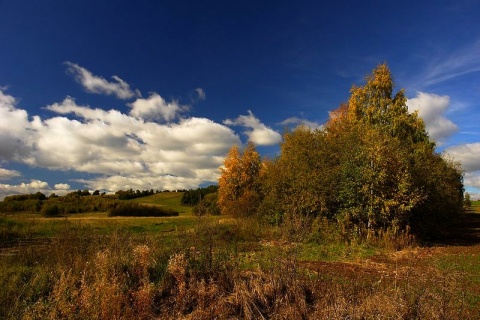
[1,0,480,199]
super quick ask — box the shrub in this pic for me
[108,203,179,217]
[41,204,60,217]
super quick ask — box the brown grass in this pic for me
[2,212,480,319]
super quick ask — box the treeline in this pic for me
[218,64,464,240]
[181,185,219,205]
[0,190,111,214]
[3,192,47,202]
[0,188,167,213]
[0,188,188,217]
[115,189,156,200]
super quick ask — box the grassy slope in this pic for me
[0,192,195,239]
[471,200,480,213]
[129,191,192,214]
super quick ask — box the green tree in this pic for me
[257,63,464,239]
[464,192,472,208]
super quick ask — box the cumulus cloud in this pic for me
[463,171,480,189]
[65,62,140,99]
[0,90,33,162]
[444,142,480,172]
[128,93,188,122]
[0,168,21,180]
[0,180,45,197]
[54,183,71,190]
[278,117,322,130]
[407,92,458,144]
[444,142,480,198]
[0,179,74,199]
[224,110,282,146]
[0,88,242,197]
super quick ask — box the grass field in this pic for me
[1,194,479,319]
[471,200,480,212]
[129,191,193,214]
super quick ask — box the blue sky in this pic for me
[1,0,480,199]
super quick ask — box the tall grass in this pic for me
[1,214,478,319]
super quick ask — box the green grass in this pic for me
[470,200,480,213]
[0,192,194,239]
[129,192,192,213]
[2,212,198,239]
[434,254,480,279]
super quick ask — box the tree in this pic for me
[256,63,464,239]
[346,63,431,148]
[464,192,472,208]
[328,63,462,236]
[218,142,262,217]
[260,126,336,220]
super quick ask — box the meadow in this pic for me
[1,194,479,319]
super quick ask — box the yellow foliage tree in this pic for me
[218,142,261,217]
[258,63,463,238]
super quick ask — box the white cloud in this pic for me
[407,92,458,144]
[278,117,322,130]
[444,142,480,172]
[195,88,206,100]
[0,90,33,162]
[0,88,242,196]
[65,62,140,99]
[0,168,21,180]
[444,142,480,195]
[128,93,188,122]
[463,171,480,189]
[224,110,282,146]
[420,39,480,87]
[54,183,71,190]
[0,179,73,199]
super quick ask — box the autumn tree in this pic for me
[257,63,464,239]
[328,63,463,236]
[218,142,262,217]
[259,126,339,238]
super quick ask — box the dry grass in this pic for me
[1,213,480,319]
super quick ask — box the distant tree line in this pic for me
[181,185,219,205]
[0,188,186,217]
[3,192,47,202]
[115,189,157,200]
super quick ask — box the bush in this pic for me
[192,193,220,216]
[41,204,60,217]
[108,203,179,217]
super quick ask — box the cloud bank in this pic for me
[0,64,282,198]
[0,88,242,198]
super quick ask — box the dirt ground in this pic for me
[301,211,480,293]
